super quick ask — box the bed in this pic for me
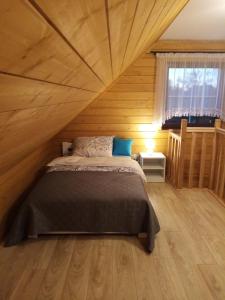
[5,151,160,252]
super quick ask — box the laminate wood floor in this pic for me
[1,183,225,300]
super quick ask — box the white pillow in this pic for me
[73,136,113,157]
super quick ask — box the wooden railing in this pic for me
[167,132,180,187]
[167,119,225,203]
[167,119,187,188]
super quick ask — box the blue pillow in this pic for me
[113,138,133,156]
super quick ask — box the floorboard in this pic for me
[1,183,225,300]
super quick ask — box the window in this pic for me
[167,67,220,116]
[154,53,225,129]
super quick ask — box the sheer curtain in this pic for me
[154,53,225,124]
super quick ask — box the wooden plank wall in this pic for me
[56,54,168,154]
[0,141,59,237]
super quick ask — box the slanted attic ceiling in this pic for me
[0,0,188,174]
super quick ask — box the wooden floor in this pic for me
[1,183,225,300]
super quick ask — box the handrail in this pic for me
[170,127,216,135]
[169,131,181,140]
[186,127,215,133]
[216,127,225,135]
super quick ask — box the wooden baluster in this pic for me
[171,137,175,184]
[174,139,179,187]
[167,136,172,181]
[177,119,187,188]
[219,137,225,199]
[172,138,176,186]
[215,137,222,194]
[189,132,197,188]
[169,135,174,180]
[171,138,174,184]
[172,138,175,185]
[167,135,171,180]
[176,140,181,187]
[167,132,171,158]
[174,139,178,186]
[199,133,206,188]
[209,119,221,189]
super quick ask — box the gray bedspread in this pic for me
[5,171,160,252]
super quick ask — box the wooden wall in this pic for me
[57,54,168,154]
[0,141,59,237]
[57,38,225,155]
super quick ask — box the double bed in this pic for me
[5,141,160,252]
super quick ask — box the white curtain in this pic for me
[154,53,225,124]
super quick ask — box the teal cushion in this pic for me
[113,138,133,156]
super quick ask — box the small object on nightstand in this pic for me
[139,152,166,182]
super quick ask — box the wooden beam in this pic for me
[150,40,225,53]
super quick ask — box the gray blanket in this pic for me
[5,171,160,252]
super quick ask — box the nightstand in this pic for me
[139,152,166,182]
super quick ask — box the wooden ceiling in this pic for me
[0,0,189,174]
